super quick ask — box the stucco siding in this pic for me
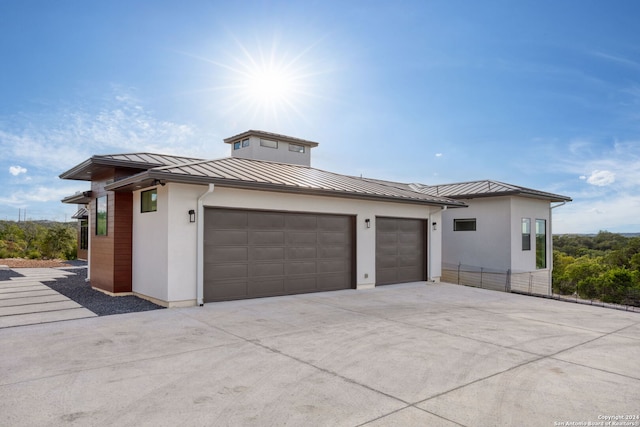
[132,183,442,305]
[442,197,511,271]
[132,185,169,302]
[509,197,551,273]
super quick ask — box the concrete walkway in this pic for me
[0,268,96,328]
[1,282,638,426]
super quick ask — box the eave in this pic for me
[105,170,467,208]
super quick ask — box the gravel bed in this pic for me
[0,269,23,281]
[45,268,165,316]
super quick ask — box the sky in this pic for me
[1,0,639,233]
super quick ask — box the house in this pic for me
[60,130,467,307]
[412,181,572,295]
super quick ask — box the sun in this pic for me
[196,35,326,125]
[243,62,297,108]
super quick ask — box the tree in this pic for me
[40,224,76,259]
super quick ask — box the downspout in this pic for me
[196,184,215,306]
[548,201,567,296]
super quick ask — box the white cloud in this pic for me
[9,165,27,176]
[586,170,615,186]
[435,153,443,158]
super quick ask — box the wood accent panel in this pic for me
[88,168,134,294]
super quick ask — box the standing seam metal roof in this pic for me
[113,156,466,205]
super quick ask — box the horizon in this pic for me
[1,1,639,233]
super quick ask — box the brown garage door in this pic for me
[376,217,426,285]
[203,208,354,302]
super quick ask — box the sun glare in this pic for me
[244,64,295,106]
[195,35,328,125]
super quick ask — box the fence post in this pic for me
[506,269,511,292]
[480,267,483,289]
[457,262,461,285]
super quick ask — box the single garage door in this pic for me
[203,208,354,302]
[376,217,426,285]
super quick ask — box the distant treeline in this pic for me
[0,220,77,260]
[553,231,640,306]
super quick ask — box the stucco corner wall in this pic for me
[132,185,169,302]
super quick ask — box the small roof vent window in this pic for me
[260,139,278,149]
[289,144,305,153]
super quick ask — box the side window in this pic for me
[96,196,107,236]
[522,218,531,250]
[454,218,476,231]
[141,189,157,213]
[536,219,547,269]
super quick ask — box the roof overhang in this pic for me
[106,170,467,208]
[447,192,572,203]
[223,130,320,148]
[61,191,92,204]
[59,157,165,181]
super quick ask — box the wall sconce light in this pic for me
[432,222,437,231]
[365,218,371,228]
[188,209,196,223]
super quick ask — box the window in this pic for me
[141,189,157,213]
[289,143,305,153]
[260,138,278,149]
[96,196,107,236]
[80,220,88,250]
[454,218,476,231]
[522,218,531,250]
[536,219,546,269]
[233,141,241,150]
[241,138,250,147]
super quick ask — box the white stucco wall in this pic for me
[132,185,169,302]
[442,197,512,271]
[133,182,443,305]
[509,197,551,273]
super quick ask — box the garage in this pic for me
[375,217,427,285]
[203,208,355,302]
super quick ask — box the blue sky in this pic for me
[1,0,639,233]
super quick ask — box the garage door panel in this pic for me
[317,215,350,231]
[250,262,285,278]
[286,276,317,292]
[376,217,426,286]
[399,233,420,245]
[316,273,351,290]
[377,232,397,246]
[205,209,247,228]
[251,247,285,261]
[287,232,317,244]
[287,246,317,259]
[205,246,248,263]
[286,215,317,230]
[397,267,423,282]
[250,231,285,245]
[318,246,349,259]
[319,232,348,245]
[207,230,248,245]
[249,212,285,229]
[318,260,349,274]
[287,261,317,275]
[204,209,354,302]
[248,278,285,296]
[207,263,248,279]
[205,280,247,301]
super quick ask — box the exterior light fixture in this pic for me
[365,218,371,228]
[432,222,437,231]
[189,209,196,223]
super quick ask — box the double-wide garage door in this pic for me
[204,208,354,302]
[376,217,427,285]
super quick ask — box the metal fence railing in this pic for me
[441,262,551,295]
[441,262,640,313]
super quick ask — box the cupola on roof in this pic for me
[223,130,318,167]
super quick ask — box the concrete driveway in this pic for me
[1,282,638,427]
